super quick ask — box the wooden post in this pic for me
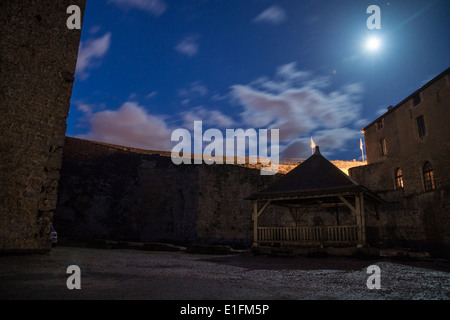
[253,201,258,247]
[289,207,296,227]
[355,195,363,248]
[335,206,340,226]
[355,193,367,248]
[360,192,366,246]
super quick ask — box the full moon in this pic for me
[366,37,381,51]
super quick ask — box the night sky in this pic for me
[67,0,450,161]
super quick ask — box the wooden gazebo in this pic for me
[246,146,383,248]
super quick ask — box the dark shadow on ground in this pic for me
[199,254,379,271]
[199,253,450,273]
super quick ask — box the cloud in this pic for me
[282,128,361,159]
[77,102,174,151]
[89,25,102,35]
[375,106,389,116]
[231,62,364,157]
[109,0,167,16]
[211,92,229,102]
[76,33,112,80]
[175,35,200,57]
[146,91,158,99]
[354,118,370,129]
[311,128,362,158]
[178,82,209,107]
[77,104,93,115]
[253,5,286,25]
[128,92,138,100]
[75,63,364,159]
[249,63,312,93]
[181,106,235,129]
[179,81,208,98]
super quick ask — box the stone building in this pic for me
[0,1,86,253]
[349,67,450,257]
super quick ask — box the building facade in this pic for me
[350,68,450,257]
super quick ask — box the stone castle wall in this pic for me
[196,163,276,245]
[54,137,278,245]
[0,1,85,253]
[55,137,201,242]
[241,160,366,175]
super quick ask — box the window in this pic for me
[376,119,384,130]
[380,138,387,155]
[417,115,426,138]
[423,162,436,191]
[395,168,404,189]
[413,93,421,106]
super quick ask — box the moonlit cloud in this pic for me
[253,5,287,25]
[178,82,209,108]
[89,25,102,35]
[76,33,112,80]
[182,106,235,129]
[175,35,200,57]
[76,62,364,158]
[146,91,158,99]
[231,62,364,158]
[109,0,167,17]
[77,102,174,151]
[354,118,370,129]
[179,82,208,98]
[282,127,361,159]
[376,106,389,116]
[211,93,229,102]
[249,63,312,93]
[190,82,208,97]
[77,104,93,115]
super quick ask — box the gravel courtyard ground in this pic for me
[0,246,449,300]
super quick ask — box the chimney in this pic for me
[387,105,393,111]
[314,146,321,155]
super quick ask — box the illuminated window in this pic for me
[417,116,426,138]
[380,138,387,155]
[395,168,404,189]
[423,162,436,191]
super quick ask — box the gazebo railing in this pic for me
[257,225,358,244]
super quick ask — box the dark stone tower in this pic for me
[0,0,86,253]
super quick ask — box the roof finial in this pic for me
[314,146,320,155]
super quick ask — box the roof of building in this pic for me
[362,67,450,132]
[246,146,379,201]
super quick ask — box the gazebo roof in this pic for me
[246,146,379,201]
